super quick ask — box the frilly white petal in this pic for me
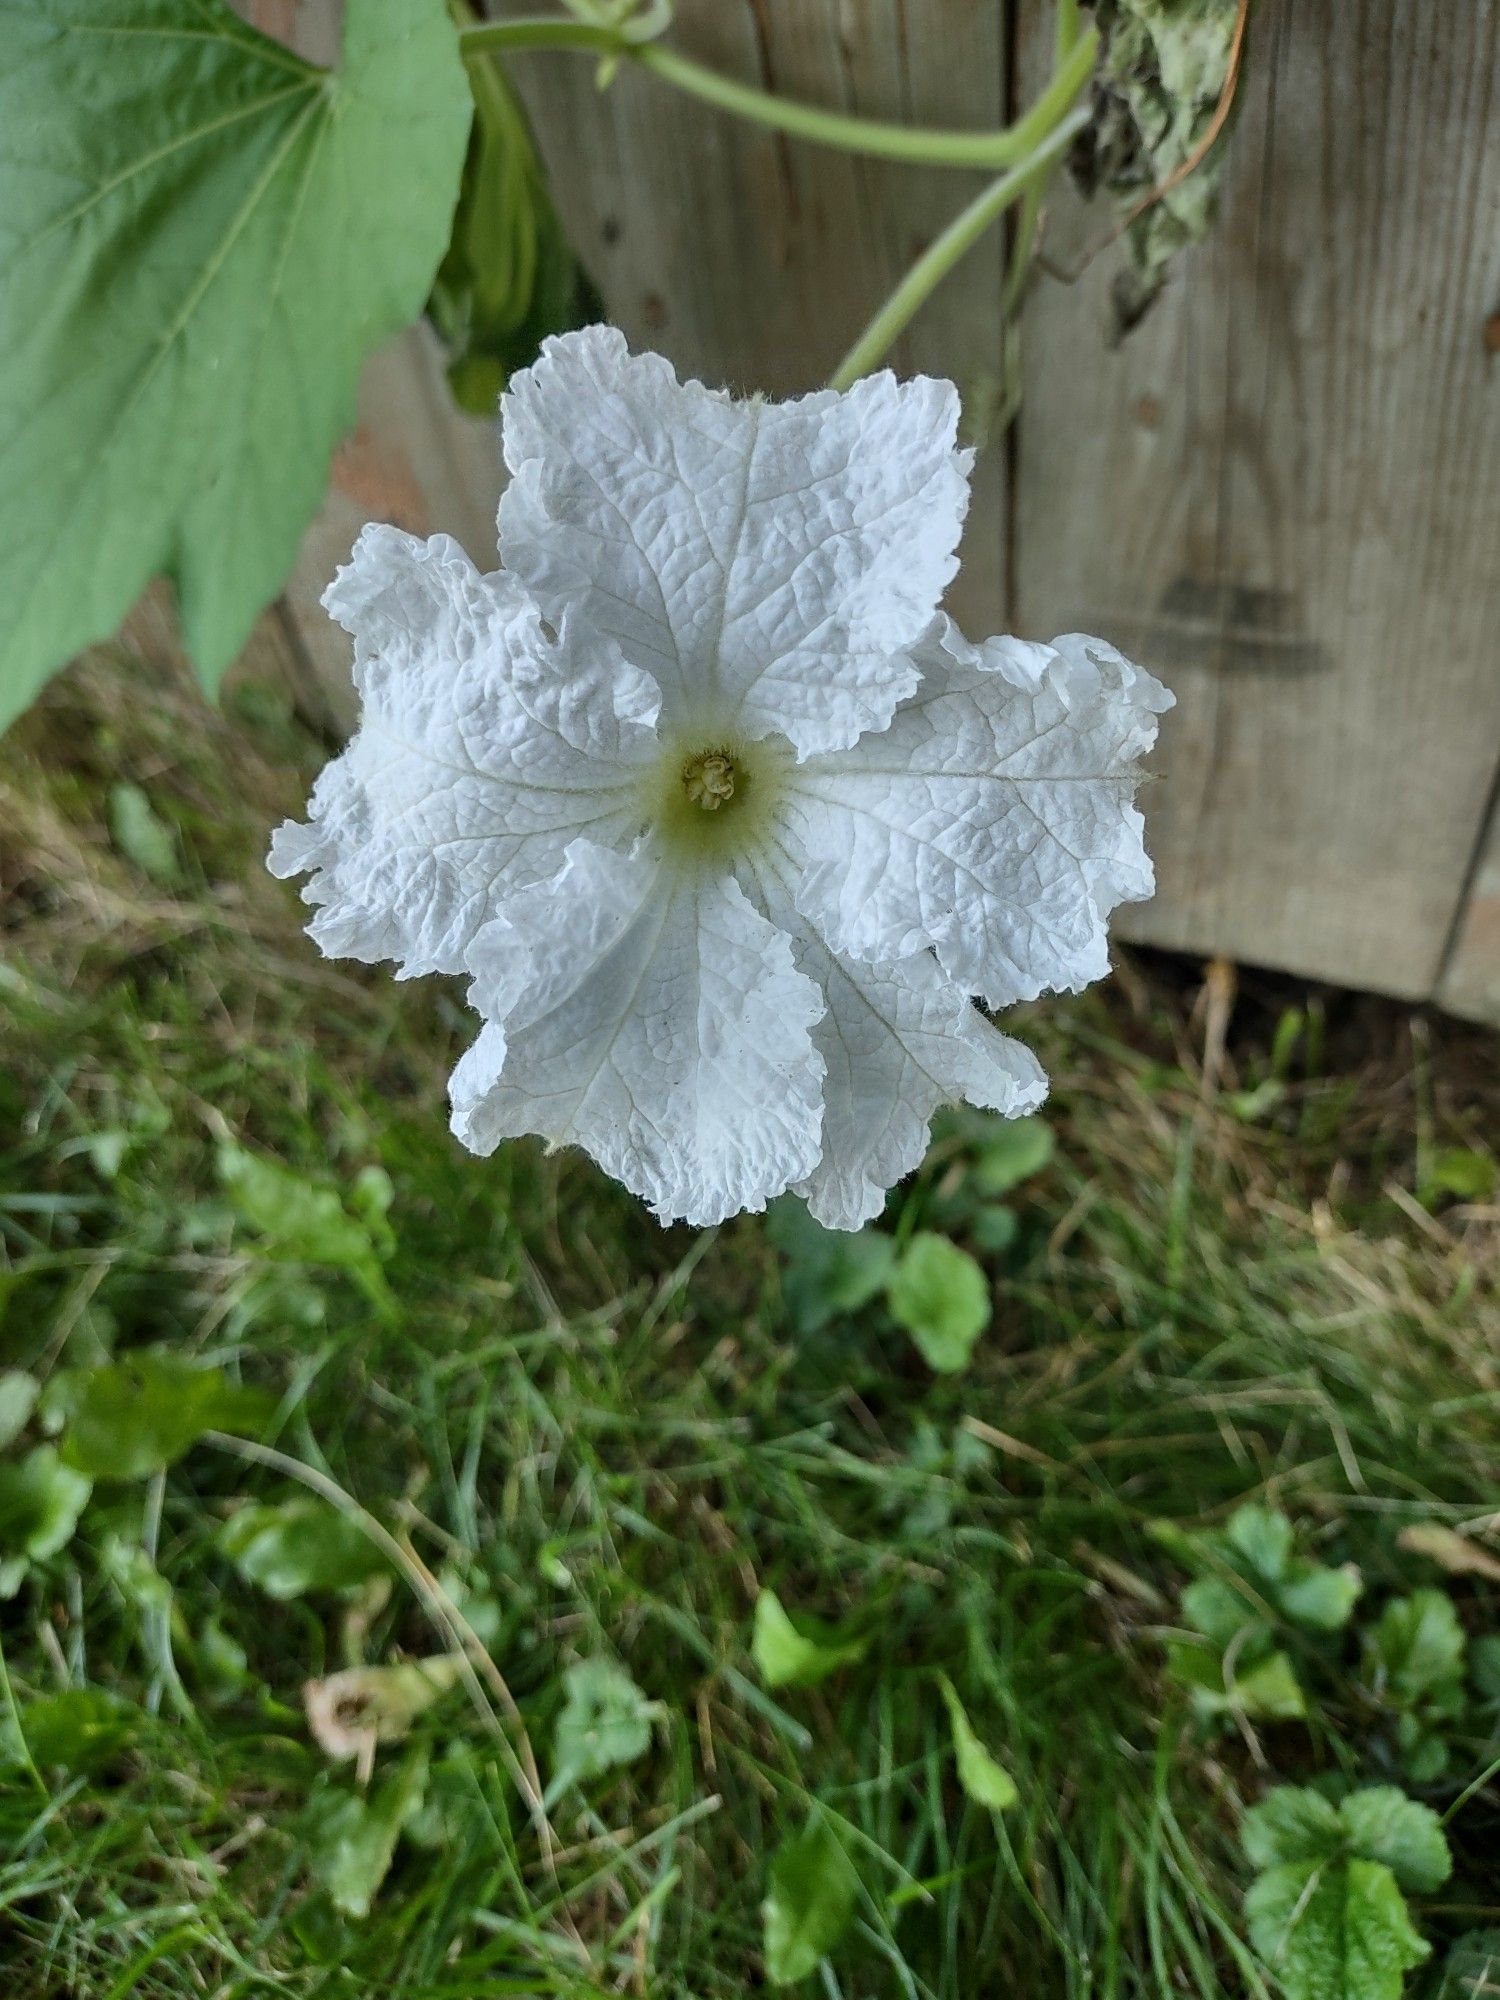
[748,857,1047,1229]
[450,839,826,1227]
[782,621,1173,1007]
[498,326,972,759]
[268,526,658,979]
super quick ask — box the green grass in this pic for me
[1,642,1497,1998]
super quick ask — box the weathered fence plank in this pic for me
[1013,0,1500,1008]
[1438,788,1500,1023]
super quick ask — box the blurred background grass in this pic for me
[1,639,1497,1997]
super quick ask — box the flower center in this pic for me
[682,749,737,811]
[642,731,791,865]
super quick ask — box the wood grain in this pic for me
[1014,0,1500,1007]
[1438,783,1500,1023]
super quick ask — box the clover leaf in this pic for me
[1161,1502,1360,1725]
[547,1658,661,1801]
[1362,1589,1468,1781]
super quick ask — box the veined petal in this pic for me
[748,852,1046,1230]
[782,624,1173,1007]
[451,840,826,1227]
[268,526,659,978]
[498,326,972,758]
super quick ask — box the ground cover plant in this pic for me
[1,632,1497,1998]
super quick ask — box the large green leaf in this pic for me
[0,0,472,727]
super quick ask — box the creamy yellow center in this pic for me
[682,749,737,811]
[642,733,789,863]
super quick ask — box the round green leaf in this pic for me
[548,1658,661,1798]
[219,1498,389,1600]
[751,1590,869,1690]
[886,1232,990,1372]
[970,1115,1053,1196]
[763,1818,858,1986]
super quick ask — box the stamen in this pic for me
[683,750,736,811]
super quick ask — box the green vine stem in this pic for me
[1003,0,1091,327]
[833,0,1094,393]
[828,108,1088,391]
[459,14,1098,175]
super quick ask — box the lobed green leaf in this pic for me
[0,0,471,726]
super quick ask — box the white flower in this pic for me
[270,327,1171,1230]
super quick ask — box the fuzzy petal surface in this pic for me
[747,853,1047,1230]
[782,624,1174,1008]
[268,526,658,978]
[451,839,826,1226]
[498,326,972,758]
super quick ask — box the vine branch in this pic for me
[828,109,1089,391]
[460,12,1098,176]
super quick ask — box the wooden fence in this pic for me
[216,0,1500,1021]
